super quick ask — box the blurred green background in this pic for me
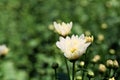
[0,0,120,80]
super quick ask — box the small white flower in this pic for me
[0,45,9,55]
[53,22,72,36]
[109,77,115,80]
[56,34,92,60]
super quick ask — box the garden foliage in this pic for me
[0,0,120,80]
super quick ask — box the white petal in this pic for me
[84,43,91,48]
[79,34,85,39]
[66,36,70,40]
[56,41,60,48]
[64,52,72,59]
[71,35,75,39]
[59,36,65,41]
[70,22,72,27]
[67,22,72,28]
[53,22,59,30]
[53,22,57,27]
[62,22,66,26]
[75,35,78,38]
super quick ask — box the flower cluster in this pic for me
[52,21,119,80]
[54,22,93,60]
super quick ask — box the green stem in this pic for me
[64,58,70,80]
[109,68,112,78]
[88,77,91,80]
[72,61,75,80]
[82,70,85,80]
[82,54,86,80]
[84,53,87,68]
[54,69,57,80]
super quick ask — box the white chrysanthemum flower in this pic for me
[0,45,9,55]
[56,34,93,60]
[53,22,72,36]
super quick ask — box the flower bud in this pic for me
[106,59,113,68]
[98,34,104,41]
[92,55,101,63]
[85,36,94,43]
[99,64,106,73]
[101,23,108,29]
[0,45,9,55]
[87,70,94,78]
[113,60,119,68]
[76,76,82,80]
[52,62,59,69]
[109,49,115,54]
[48,24,54,31]
[85,31,91,36]
[79,61,85,67]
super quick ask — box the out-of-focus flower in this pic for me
[101,23,108,29]
[0,45,9,55]
[85,30,91,36]
[106,59,119,68]
[106,0,119,8]
[48,24,54,31]
[76,76,82,80]
[98,34,104,41]
[113,60,119,68]
[106,59,113,67]
[87,70,94,78]
[109,49,116,54]
[105,1,110,8]
[80,0,89,7]
[109,77,115,80]
[79,61,85,67]
[99,64,106,73]
[92,55,101,63]
[53,22,72,36]
[56,34,93,60]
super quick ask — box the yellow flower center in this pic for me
[70,48,77,53]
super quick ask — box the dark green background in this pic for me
[0,0,120,80]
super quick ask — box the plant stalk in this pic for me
[72,61,75,80]
[65,58,70,80]
[54,69,57,80]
